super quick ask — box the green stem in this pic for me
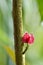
[13,0,25,65]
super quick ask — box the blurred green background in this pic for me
[0,0,43,65]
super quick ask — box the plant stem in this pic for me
[13,0,25,65]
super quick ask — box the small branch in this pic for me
[22,44,28,54]
[13,0,25,65]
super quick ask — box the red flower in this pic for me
[22,32,34,44]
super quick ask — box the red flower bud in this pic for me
[22,32,34,44]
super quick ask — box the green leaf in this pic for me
[37,0,43,20]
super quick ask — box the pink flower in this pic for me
[22,32,34,44]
